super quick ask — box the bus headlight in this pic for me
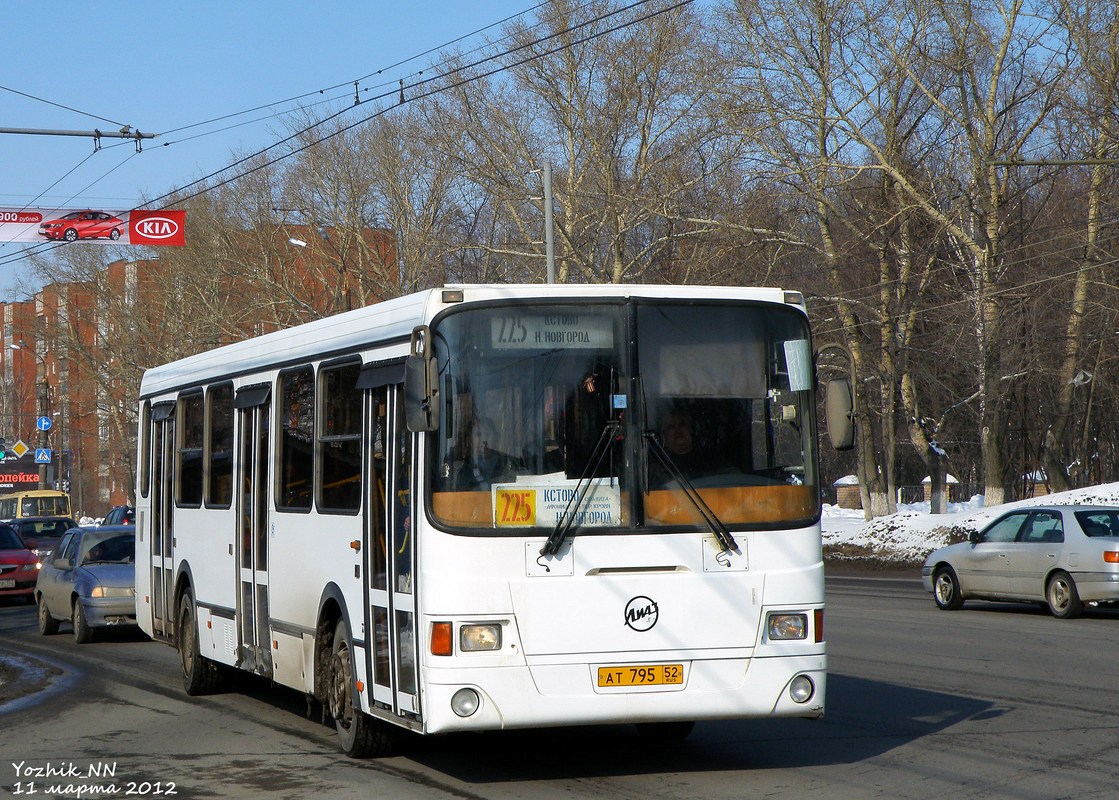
[451,688,481,717]
[460,624,501,652]
[767,613,807,641]
[789,675,815,704]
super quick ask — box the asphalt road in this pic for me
[2,570,1118,799]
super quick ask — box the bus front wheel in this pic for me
[179,591,226,695]
[328,619,396,758]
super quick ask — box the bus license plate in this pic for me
[597,664,683,687]
[0,579,15,589]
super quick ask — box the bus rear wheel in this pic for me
[179,590,226,695]
[328,619,396,758]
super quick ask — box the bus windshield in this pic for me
[428,300,819,532]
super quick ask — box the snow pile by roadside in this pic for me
[821,482,1119,562]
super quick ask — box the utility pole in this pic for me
[9,340,50,489]
[543,161,555,284]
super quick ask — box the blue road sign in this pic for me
[36,416,52,431]
[35,448,52,463]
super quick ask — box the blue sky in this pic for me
[0,1,535,299]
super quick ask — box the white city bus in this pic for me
[135,284,852,757]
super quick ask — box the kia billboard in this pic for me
[0,207,186,246]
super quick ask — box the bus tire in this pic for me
[179,590,225,695]
[328,619,395,758]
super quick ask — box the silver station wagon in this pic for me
[922,505,1119,618]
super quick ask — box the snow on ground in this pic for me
[822,481,1119,562]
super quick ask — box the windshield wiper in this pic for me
[540,421,622,557]
[644,432,739,554]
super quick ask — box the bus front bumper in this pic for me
[418,652,826,735]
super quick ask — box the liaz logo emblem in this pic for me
[624,595,659,632]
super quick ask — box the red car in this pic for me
[38,210,124,242]
[0,522,40,603]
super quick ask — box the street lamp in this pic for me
[9,340,50,490]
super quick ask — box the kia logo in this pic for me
[624,596,659,632]
[134,217,180,239]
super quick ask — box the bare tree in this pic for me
[1036,0,1119,492]
[732,0,1071,510]
[441,0,732,283]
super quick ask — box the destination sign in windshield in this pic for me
[490,314,614,349]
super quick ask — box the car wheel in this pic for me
[63,228,79,242]
[72,599,94,643]
[933,565,965,610]
[37,594,59,635]
[1046,570,1083,619]
[110,228,121,240]
[178,590,226,695]
[328,619,396,757]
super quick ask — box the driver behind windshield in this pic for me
[650,406,742,488]
[650,409,705,485]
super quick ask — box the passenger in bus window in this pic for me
[457,416,522,489]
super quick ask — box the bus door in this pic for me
[236,391,272,676]
[149,402,176,640]
[361,368,419,719]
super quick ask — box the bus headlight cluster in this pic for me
[767,613,807,641]
[460,624,501,652]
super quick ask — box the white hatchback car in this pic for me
[922,505,1119,618]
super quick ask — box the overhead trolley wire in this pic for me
[0,83,130,129]
[157,0,556,142]
[151,0,687,209]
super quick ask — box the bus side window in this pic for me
[318,361,362,513]
[207,384,234,507]
[278,367,314,511]
[178,392,205,507]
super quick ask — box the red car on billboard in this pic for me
[38,211,125,242]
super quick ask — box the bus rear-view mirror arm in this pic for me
[405,326,440,432]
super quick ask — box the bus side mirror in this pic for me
[404,326,440,432]
[825,378,855,451]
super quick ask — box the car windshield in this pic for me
[79,532,136,565]
[24,519,75,536]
